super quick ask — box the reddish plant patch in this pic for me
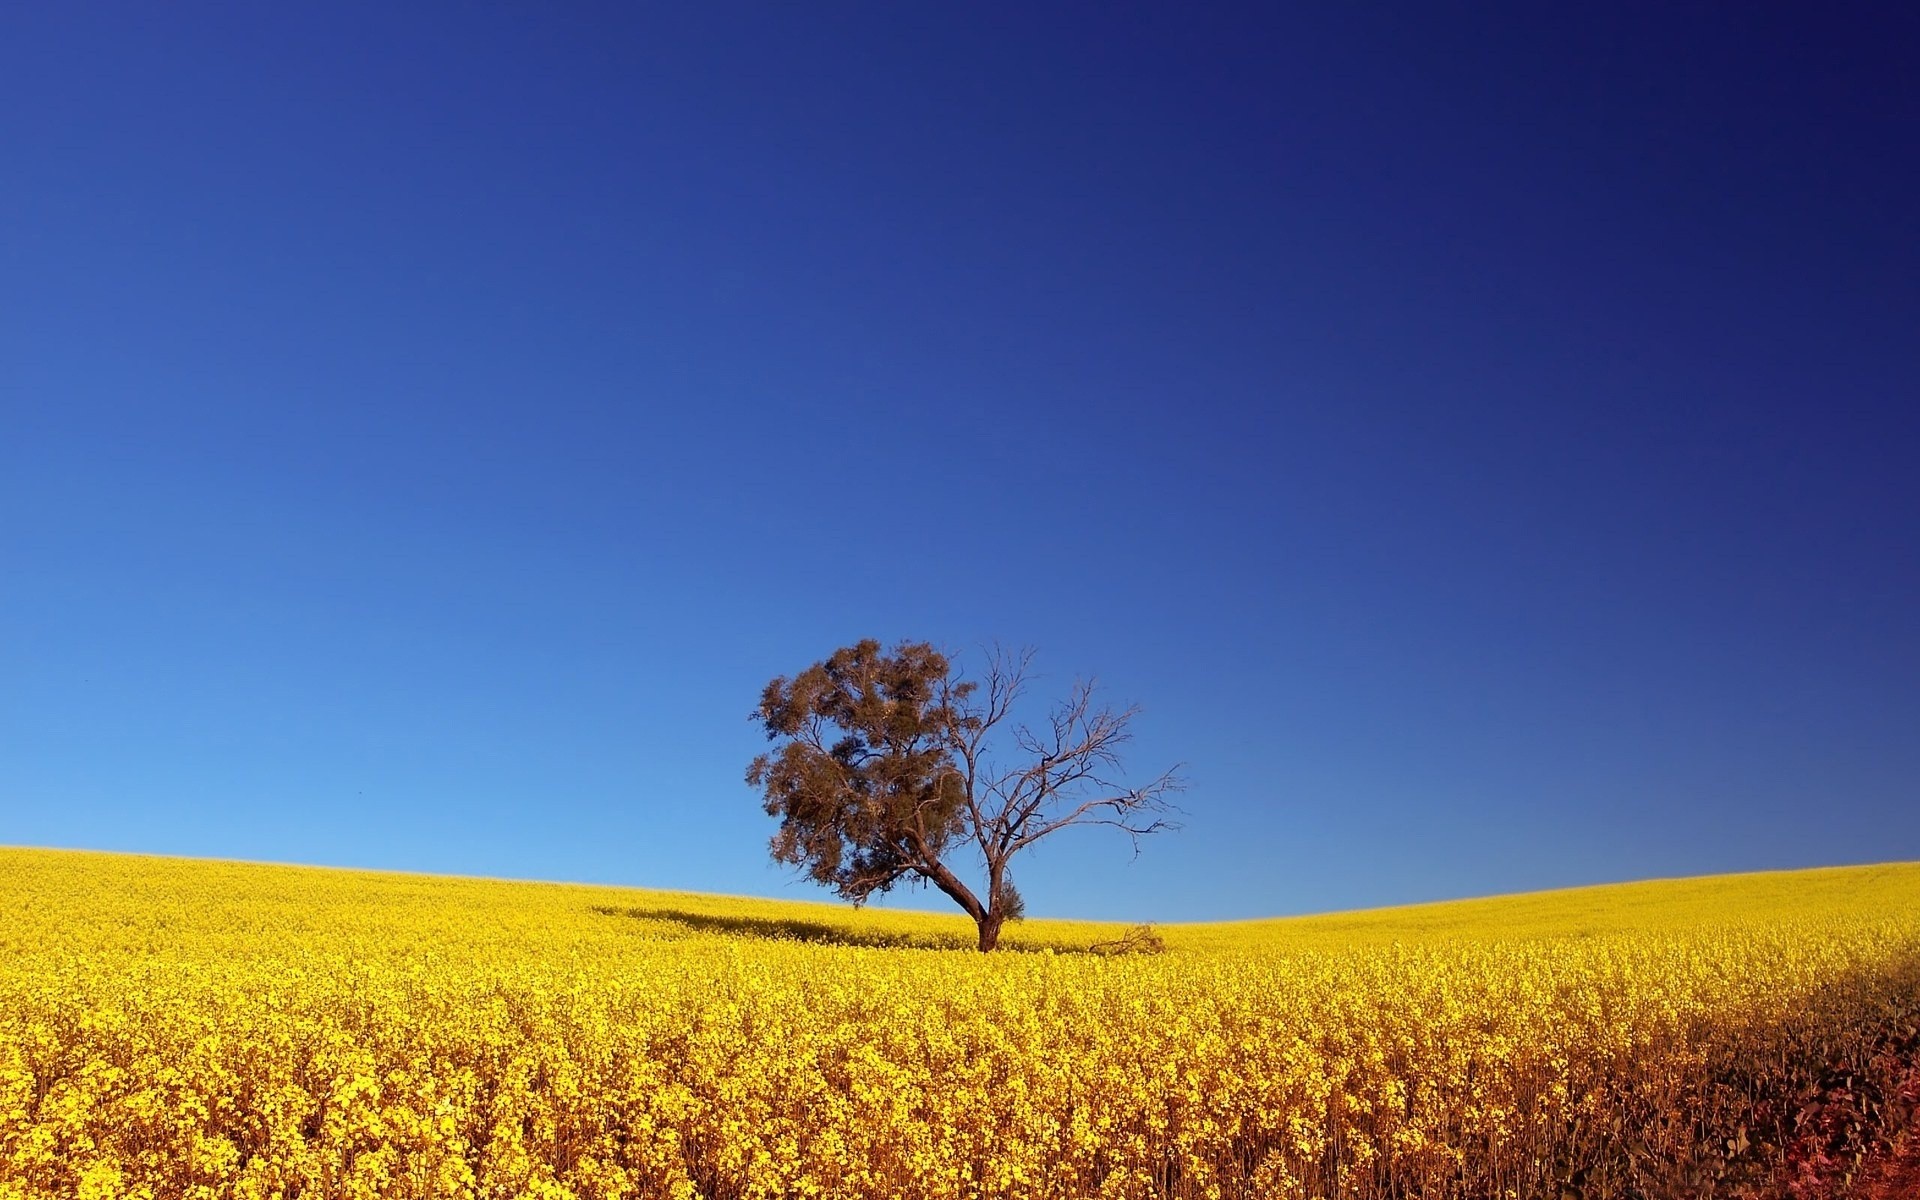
[1842,1064,1920,1200]
[1729,1038,1920,1199]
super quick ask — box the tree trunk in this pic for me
[975,910,1005,952]
[922,859,986,927]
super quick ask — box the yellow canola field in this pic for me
[3,849,1918,1200]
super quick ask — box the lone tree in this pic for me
[747,639,1183,951]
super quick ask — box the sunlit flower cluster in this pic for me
[2,850,1916,1199]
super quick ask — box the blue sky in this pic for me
[4,3,1915,921]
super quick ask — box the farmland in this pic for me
[3,848,1917,1199]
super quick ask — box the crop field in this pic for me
[3,849,1918,1200]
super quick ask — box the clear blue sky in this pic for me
[4,3,1915,921]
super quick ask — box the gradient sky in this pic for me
[4,3,1916,921]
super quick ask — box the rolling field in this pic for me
[3,849,1918,1199]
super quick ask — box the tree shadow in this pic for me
[587,904,1105,954]
[589,904,975,950]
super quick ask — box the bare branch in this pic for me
[979,675,1185,862]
